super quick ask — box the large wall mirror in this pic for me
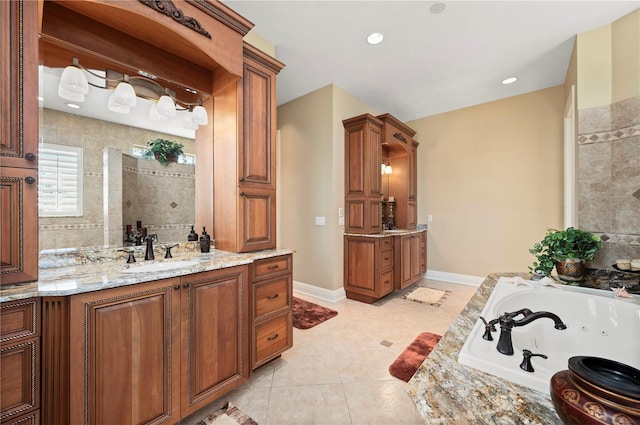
[37,0,233,252]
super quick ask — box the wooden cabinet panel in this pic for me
[393,231,427,291]
[180,267,249,417]
[238,188,275,252]
[0,168,38,286]
[254,277,290,318]
[253,311,291,367]
[0,0,39,286]
[251,254,291,281]
[411,234,422,282]
[1,299,40,424]
[70,279,181,425]
[343,114,384,234]
[343,235,394,303]
[2,410,39,425]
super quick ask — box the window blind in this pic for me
[38,143,84,217]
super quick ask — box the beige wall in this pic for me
[612,9,640,102]
[277,84,377,290]
[407,86,565,277]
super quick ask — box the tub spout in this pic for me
[494,308,567,355]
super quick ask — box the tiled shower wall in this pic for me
[122,154,195,246]
[39,109,195,251]
[578,96,640,268]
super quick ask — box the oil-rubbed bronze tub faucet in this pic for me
[480,309,567,355]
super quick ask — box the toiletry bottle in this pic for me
[188,225,198,241]
[199,227,211,253]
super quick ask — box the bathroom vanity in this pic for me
[0,248,293,425]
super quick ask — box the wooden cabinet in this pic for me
[66,266,249,425]
[394,231,427,290]
[0,0,39,286]
[378,114,418,230]
[343,235,394,303]
[343,114,384,234]
[214,44,284,253]
[1,298,40,424]
[250,254,293,369]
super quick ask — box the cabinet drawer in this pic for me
[1,409,39,425]
[1,299,40,343]
[380,237,393,251]
[252,255,291,281]
[1,338,39,422]
[380,271,393,295]
[254,276,291,319]
[380,250,393,270]
[254,312,292,366]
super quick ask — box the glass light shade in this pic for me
[182,111,199,130]
[156,95,176,117]
[149,103,162,121]
[107,93,130,114]
[381,163,386,175]
[191,105,208,126]
[111,82,137,107]
[385,164,393,174]
[58,66,88,102]
[58,85,85,102]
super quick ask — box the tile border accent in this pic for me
[578,123,639,145]
[123,165,195,179]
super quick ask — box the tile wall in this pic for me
[578,96,640,268]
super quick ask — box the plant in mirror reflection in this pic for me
[143,138,184,166]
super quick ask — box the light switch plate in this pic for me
[315,216,326,226]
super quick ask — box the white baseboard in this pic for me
[425,270,484,287]
[293,280,346,303]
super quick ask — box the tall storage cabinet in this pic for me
[0,0,39,286]
[343,114,384,234]
[214,44,284,253]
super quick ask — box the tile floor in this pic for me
[181,279,477,425]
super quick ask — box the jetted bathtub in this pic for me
[459,277,640,394]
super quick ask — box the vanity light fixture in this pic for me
[381,162,393,175]
[502,76,518,85]
[57,57,209,129]
[367,32,384,45]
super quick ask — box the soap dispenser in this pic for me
[199,227,211,253]
[187,225,198,241]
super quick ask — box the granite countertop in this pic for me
[0,248,293,303]
[408,272,562,425]
[344,228,427,238]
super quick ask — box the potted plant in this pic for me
[529,227,603,282]
[143,138,184,166]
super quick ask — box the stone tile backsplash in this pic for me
[578,96,640,269]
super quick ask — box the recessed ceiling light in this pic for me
[502,77,518,85]
[430,2,447,14]
[65,102,81,109]
[367,32,384,45]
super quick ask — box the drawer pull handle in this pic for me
[267,264,279,270]
[25,176,36,184]
[174,284,180,290]
[183,283,190,288]
[25,152,36,161]
[267,333,279,341]
[240,192,246,197]
[384,280,390,284]
[239,177,245,182]
[383,257,390,260]
[267,294,279,300]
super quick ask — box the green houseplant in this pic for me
[143,138,184,166]
[529,227,603,281]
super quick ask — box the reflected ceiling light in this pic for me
[502,76,518,85]
[65,102,81,109]
[367,32,384,45]
[58,58,89,102]
[430,2,447,14]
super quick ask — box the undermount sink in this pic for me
[122,259,200,273]
[383,229,409,234]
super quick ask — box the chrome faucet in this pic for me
[480,308,567,355]
[144,234,158,260]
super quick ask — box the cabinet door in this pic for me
[1,168,38,285]
[238,188,275,252]
[180,266,249,417]
[399,236,412,289]
[69,278,181,425]
[240,55,276,189]
[344,237,377,295]
[410,234,422,282]
[409,142,418,201]
[0,0,39,170]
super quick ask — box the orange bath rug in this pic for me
[388,332,442,382]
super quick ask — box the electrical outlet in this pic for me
[428,214,433,222]
[338,207,344,217]
[338,216,344,226]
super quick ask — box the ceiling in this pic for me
[223,1,639,122]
